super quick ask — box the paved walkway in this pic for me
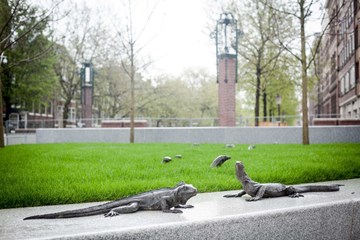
[0,179,359,240]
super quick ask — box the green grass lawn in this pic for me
[0,143,359,209]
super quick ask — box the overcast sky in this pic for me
[40,0,323,77]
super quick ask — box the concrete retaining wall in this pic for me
[5,134,36,145]
[36,126,360,144]
[79,200,360,240]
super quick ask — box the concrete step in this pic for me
[0,178,359,240]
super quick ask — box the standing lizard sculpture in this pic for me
[223,161,342,201]
[24,182,197,220]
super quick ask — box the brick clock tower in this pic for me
[80,62,94,127]
[215,12,239,127]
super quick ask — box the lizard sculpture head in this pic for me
[175,183,197,204]
[235,161,245,171]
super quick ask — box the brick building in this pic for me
[7,99,77,131]
[312,0,360,124]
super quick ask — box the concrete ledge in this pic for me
[36,126,360,144]
[0,178,359,239]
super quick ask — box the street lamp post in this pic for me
[214,12,241,126]
[276,94,282,127]
[0,52,8,147]
[80,62,94,128]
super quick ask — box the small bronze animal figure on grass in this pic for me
[162,156,172,163]
[24,182,197,220]
[224,161,343,201]
[248,145,256,150]
[210,155,231,168]
[225,144,235,148]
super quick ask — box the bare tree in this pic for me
[267,0,345,144]
[53,3,105,128]
[114,0,158,143]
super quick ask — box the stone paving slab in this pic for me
[0,179,359,240]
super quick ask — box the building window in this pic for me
[345,72,349,92]
[340,77,344,95]
[349,5,354,26]
[350,65,355,88]
[46,103,52,115]
[41,104,46,114]
[339,49,344,67]
[350,33,355,54]
[340,19,345,36]
[69,108,76,121]
[341,106,346,118]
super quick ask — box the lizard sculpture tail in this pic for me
[23,202,119,219]
[293,184,342,193]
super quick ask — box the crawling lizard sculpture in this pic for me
[223,161,342,201]
[24,182,197,220]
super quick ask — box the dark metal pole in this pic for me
[277,103,281,127]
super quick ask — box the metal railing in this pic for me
[4,114,359,133]
[4,115,304,132]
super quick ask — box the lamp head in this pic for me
[0,54,7,64]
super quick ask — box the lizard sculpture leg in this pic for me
[223,190,246,198]
[246,185,267,201]
[286,186,304,198]
[161,196,183,213]
[175,204,194,209]
[104,202,140,217]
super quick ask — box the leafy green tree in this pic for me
[227,0,296,126]
[0,0,58,147]
[0,0,12,147]
[6,34,57,118]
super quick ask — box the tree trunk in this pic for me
[0,0,11,147]
[300,0,309,145]
[2,69,12,124]
[4,94,11,123]
[62,99,71,128]
[263,90,267,122]
[255,66,261,127]
[0,73,4,148]
[129,43,135,143]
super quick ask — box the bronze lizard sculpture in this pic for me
[223,161,342,201]
[24,182,197,219]
[210,155,231,168]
